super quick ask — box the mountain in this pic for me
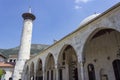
[0,44,49,57]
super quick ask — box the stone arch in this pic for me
[58,44,78,80]
[45,53,55,80]
[36,58,43,80]
[82,27,120,60]
[58,44,78,65]
[30,62,34,80]
[82,28,120,80]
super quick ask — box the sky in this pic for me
[0,0,119,49]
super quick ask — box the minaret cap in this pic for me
[22,8,36,20]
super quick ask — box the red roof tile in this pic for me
[0,62,14,68]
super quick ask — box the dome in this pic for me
[80,13,100,26]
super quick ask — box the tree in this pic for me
[0,69,5,78]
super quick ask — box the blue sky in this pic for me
[0,0,119,49]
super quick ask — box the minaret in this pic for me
[12,8,35,80]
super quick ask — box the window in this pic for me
[51,70,53,80]
[9,59,12,62]
[62,53,66,65]
[59,69,62,80]
[74,68,78,80]
[47,71,49,80]
[113,59,120,80]
[63,52,65,60]
[87,64,96,80]
[14,59,16,62]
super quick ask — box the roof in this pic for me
[0,54,7,59]
[0,62,14,68]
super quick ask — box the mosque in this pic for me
[12,2,120,80]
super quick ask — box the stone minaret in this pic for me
[13,8,35,80]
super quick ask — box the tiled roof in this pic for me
[0,62,14,68]
[0,54,7,59]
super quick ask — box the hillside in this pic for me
[0,44,49,57]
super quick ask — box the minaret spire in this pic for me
[12,6,35,80]
[29,6,32,13]
[28,0,32,13]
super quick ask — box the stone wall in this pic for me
[22,2,120,80]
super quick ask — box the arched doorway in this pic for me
[113,59,120,80]
[30,62,34,80]
[36,59,43,80]
[83,28,120,80]
[58,45,78,80]
[45,54,55,80]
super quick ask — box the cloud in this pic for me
[74,5,82,10]
[74,0,93,10]
[75,0,92,3]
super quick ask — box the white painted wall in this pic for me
[1,68,13,80]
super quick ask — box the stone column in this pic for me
[28,73,30,80]
[34,71,36,80]
[79,61,85,80]
[77,62,80,80]
[77,45,85,80]
[42,67,45,80]
[55,65,58,80]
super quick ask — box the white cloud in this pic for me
[74,0,93,10]
[75,0,92,3]
[74,5,82,10]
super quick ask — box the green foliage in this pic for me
[0,69,4,78]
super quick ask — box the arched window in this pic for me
[9,77,12,80]
[87,64,96,80]
[9,59,12,62]
[14,59,16,63]
[113,59,120,80]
